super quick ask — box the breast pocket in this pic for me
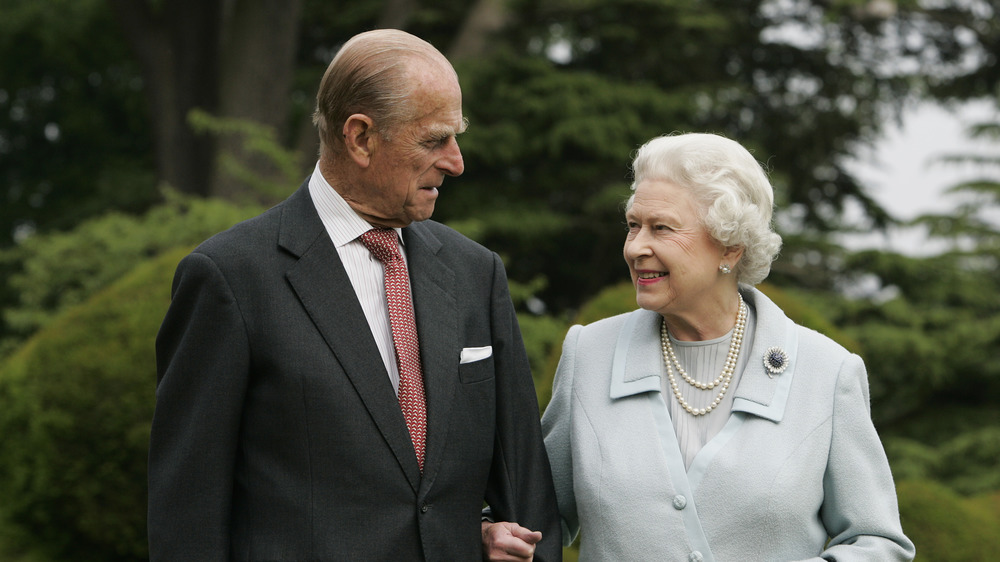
[458,346,494,384]
[459,360,494,383]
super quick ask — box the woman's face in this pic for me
[623,179,729,320]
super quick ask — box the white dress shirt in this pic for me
[308,163,408,394]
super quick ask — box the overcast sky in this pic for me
[841,99,999,254]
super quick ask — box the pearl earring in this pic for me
[719,264,732,274]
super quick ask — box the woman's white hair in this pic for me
[628,133,782,285]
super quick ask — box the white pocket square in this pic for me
[460,346,493,364]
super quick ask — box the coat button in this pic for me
[420,504,429,513]
[672,495,687,510]
[689,551,704,562]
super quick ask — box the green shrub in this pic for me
[760,283,860,353]
[885,425,1000,497]
[574,281,637,327]
[1,192,261,356]
[0,247,187,561]
[897,479,1000,561]
[517,312,572,410]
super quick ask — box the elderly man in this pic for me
[149,29,560,561]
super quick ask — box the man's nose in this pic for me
[438,138,464,177]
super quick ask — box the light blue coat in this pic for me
[542,286,915,561]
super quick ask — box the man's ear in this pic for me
[343,114,375,167]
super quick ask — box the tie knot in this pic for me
[360,228,402,264]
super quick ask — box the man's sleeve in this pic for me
[148,252,250,561]
[483,252,563,562]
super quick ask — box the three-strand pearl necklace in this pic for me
[660,293,747,417]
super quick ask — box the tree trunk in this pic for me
[211,0,303,202]
[447,0,509,61]
[109,0,222,196]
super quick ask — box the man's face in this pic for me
[355,64,466,228]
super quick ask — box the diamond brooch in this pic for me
[763,346,789,378]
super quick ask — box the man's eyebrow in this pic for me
[427,119,468,140]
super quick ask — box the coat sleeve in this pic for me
[816,353,916,561]
[482,252,563,562]
[541,324,582,547]
[148,251,250,561]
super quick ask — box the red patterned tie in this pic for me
[360,228,427,471]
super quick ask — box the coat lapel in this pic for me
[607,287,799,422]
[730,287,798,423]
[279,185,422,491]
[403,223,458,488]
[609,309,664,399]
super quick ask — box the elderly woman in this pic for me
[483,133,915,561]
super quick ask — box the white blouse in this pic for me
[662,306,757,469]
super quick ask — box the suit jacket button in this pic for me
[420,504,429,513]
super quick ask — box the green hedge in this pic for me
[1,191,261,357]
[0,247,187,561]
[897,479,1000,560]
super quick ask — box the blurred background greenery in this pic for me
[1,0,998,559]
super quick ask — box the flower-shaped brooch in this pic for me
[763,346,789,378]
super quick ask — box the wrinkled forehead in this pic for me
[405,63,465,123]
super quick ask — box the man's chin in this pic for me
[406,204,437,223]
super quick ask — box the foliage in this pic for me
[886,425,1000,497]
[0,248,187,561]
[498,0,997,232]
[428,0,1000,312]
[0,0,155,246]
[915,118,1000,256]
[790,117,1000,525]
[517,311,572,410]
[0,191,262,356]
[443,53,657,311]
[188,109,305,203]
[896,480,1000,561]
[826,119,1000,435]
[574,282,638,327]
[883,404,1000,499]
[8,0,1000,315]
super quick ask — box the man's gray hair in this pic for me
[313,29,456,153]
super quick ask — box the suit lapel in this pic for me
[403,223,458,488]
[279,185,422,491]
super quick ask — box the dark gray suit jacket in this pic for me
[149,182,561,561]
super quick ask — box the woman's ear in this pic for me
[343,114,375,168]
[723,245,745,266]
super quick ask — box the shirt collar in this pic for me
[307,162,404,247]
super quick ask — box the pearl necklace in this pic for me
[660,293,747,416]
